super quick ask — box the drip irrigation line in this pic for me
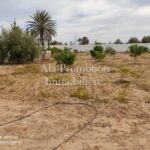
[0,102,97,150]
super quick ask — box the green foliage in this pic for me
[27,10,57,59]
[105,47,116,55]
[54,47,76,66]
[0,29,9,64]
[114,39,123,44]
[78,37,89,45]
[142,36,150,43]
[90,45,106,61]
[50,47,62,56]
[129,44,148,61]
[128,37,140,43]
[138,46,149,53]
[0,25,39,64]
[50,41,63,45]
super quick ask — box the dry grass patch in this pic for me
[38,90,52,98]
[117,66,140,78]
[145,99,150,103]
[0,75,15,86]
[12,64,41,75]
[135,81,150,92]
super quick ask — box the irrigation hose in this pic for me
[0,102,97,150]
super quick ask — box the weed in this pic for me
[117,66,140,80]
[115,94,127,103]
[71,87,89,100]
[115,88,128,103]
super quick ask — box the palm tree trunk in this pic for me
[40,33,46,61]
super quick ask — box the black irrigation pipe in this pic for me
[0,102,97,150]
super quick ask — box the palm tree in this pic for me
[27,10,56,60]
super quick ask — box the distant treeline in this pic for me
[95,36,150,45]
[50,36,150,46]
[113,36,150,44]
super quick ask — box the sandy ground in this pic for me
[0,53,150,150]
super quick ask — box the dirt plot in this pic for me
[0,53,150,150]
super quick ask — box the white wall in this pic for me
[50,43,150,52]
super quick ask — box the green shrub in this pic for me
[50,47,62,56]
[142,36,150,43]
[138,46,149,53]
[129,45,148,63]
[90,45,106,61]
[0,25,39,64]
[54,47,76,71]
[128,37,140,43]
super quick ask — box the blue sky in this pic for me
[0,0,150,43]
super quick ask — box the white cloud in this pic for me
[134,6,150,16]
[0,0,150,43]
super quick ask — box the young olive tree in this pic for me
[90,45,106,62]
[129,44,148,63]
[54,47,76,72]
[0,22,39,64]
[50,47,62,56]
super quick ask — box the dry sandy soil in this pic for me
[0,53,150,150]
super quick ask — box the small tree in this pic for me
[142,36,150,43]
[128,37,140,43]
[114,39,123,44]
[50,41,63,45]
[50,47,62,56]
[54,47,76,72]
[90,45,106,61]
[0,22,39,64]
[129,44,148,63]
[27,10,56,60]
[78,37,89,45]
